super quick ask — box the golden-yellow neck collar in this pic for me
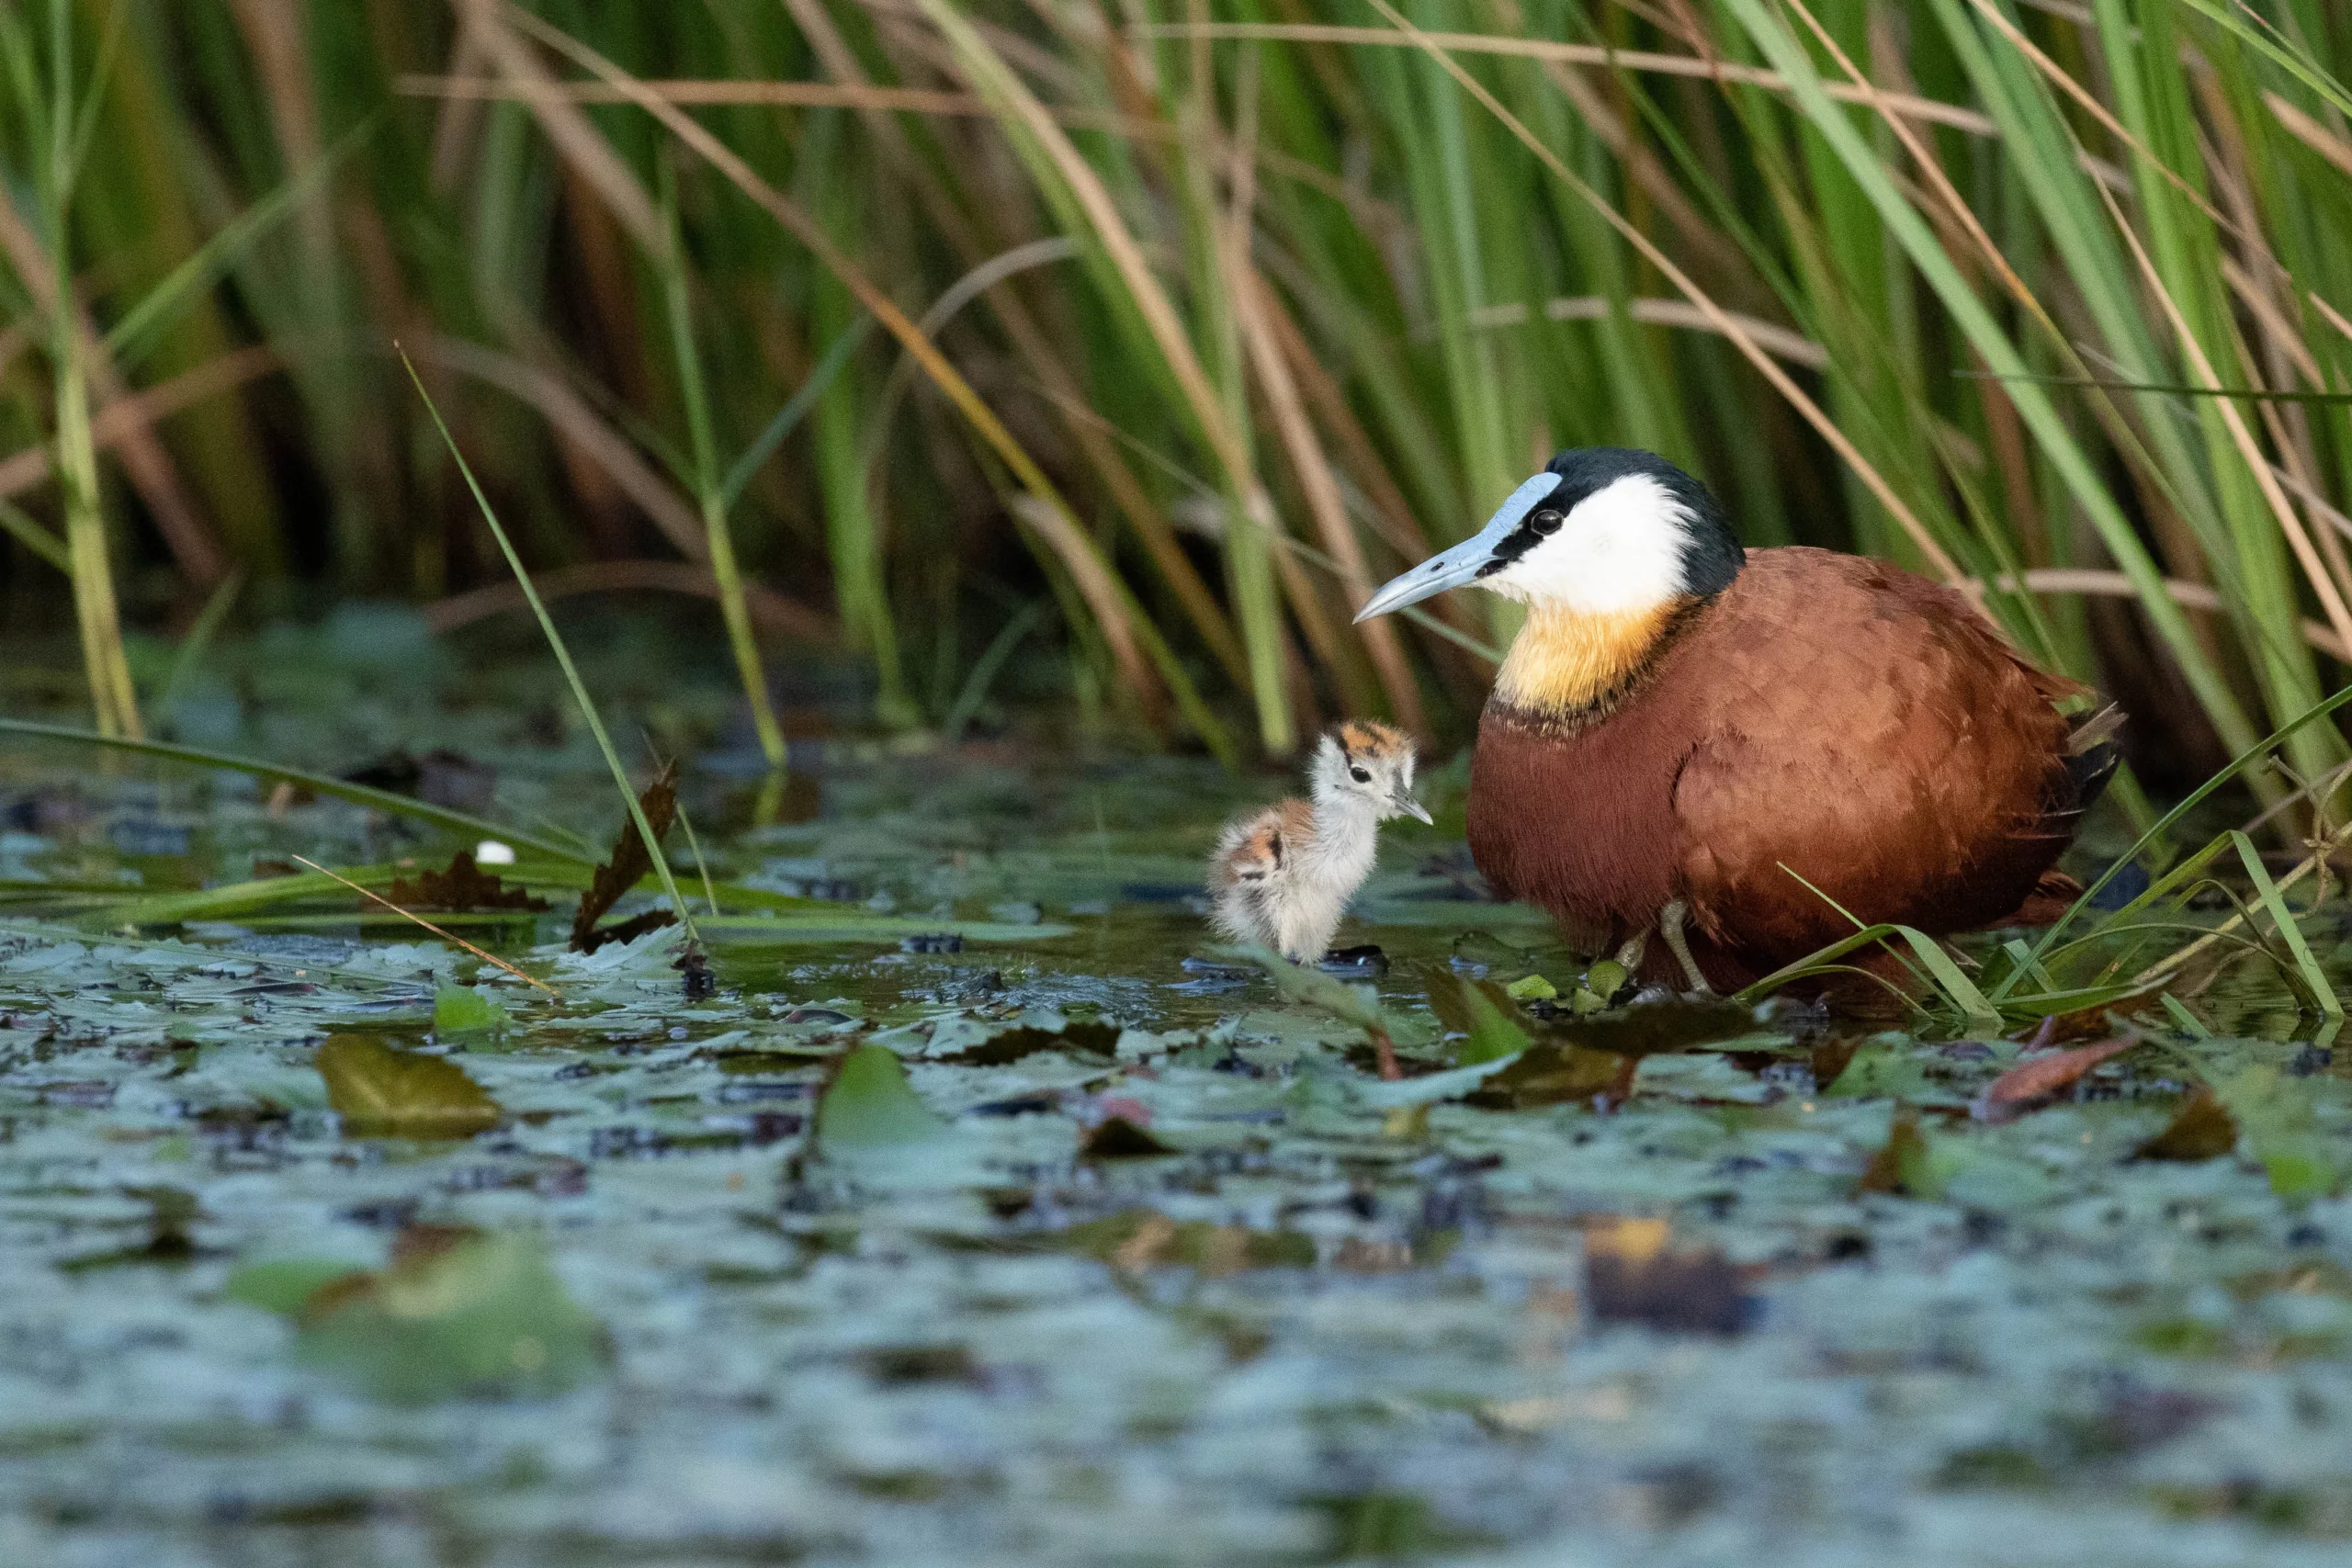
[1490,599,1690,722]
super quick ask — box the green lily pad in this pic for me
[232,1230,606,1404]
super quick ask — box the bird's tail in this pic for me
[1996,865,2086,928]
[2063,703,2124,812]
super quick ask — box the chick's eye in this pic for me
[1349,765,1372,784]
[1530,509,1565,535]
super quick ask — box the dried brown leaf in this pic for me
[388,850,548,914]
[1974,1036,2141,1124]
[571,761,679,953]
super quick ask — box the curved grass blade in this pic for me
[105,125,367,373]
[0,718,583,861]
[1958,370,2352,405]
[720,319,870,510]
[1731,923,1911,1007]
[0,497,71,570]
[2230,829,2342,1018]
[2018,682,2352,974]
[2175,0,2352,121]
[153,567,243,712]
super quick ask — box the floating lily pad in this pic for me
[230,1228,605,1403]
[433,983,510,1038]
[815,1044,946,1150]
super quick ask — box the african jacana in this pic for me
[1208,720,1431,964]
[1355,448,2118,993]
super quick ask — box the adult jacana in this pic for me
[1355,447,2117,993]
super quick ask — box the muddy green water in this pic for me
[3,615,2350,1566]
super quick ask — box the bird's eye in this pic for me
[1349,765,1372,784]
[1530,509,1565,535]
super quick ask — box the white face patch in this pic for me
[1484,473,1695,615]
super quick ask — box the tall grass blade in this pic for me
[398,348,695,941]
[153,566,243,713]
[2229,829,2342,1017]
[655,171,786,771]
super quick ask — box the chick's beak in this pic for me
[1353,471,1560,623]
[1393,789,1434,825]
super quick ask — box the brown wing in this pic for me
[1669,550,2077,963]
[1210,807,1289,889]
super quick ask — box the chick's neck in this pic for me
[1303,772,1383,886]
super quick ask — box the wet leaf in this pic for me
[2134,1089,2240,1162]
[1227,942,1429,1075]
[1584,1216,1752,1335]
[1974,1037,2141,1124]
[587,908,677,950]
[1229,943,1386,1033]
[388,850,548,914]
[1505,974,1556,1001]
[224,1258,365,1315]
[1580,958,1629,1002]
[2214,1067,2339,1200]
[238,1229,606,1404]
[1531,997,1766,1058]
[571,761,680,953]
[316,1033,501,1137]
[1464,1042,1632,1111]
[1447,930,1530,974]
[1079,1115,1175,1159]
[1420,964,1532,1066]
[814,1044,945,1150]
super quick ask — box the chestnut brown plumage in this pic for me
[1356,448,2117,992]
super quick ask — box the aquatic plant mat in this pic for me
[4,642,2352,1566]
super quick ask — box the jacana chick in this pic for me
[1354,447,2118,994]
[1208,721,1432,964]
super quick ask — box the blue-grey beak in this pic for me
[1392,789,1435,825]
[1353,472,1560,623]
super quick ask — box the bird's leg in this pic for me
[1658,898,1713,997]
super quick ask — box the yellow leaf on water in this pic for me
[316,1034,501,1138]
[2133,1088,2239,1163]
